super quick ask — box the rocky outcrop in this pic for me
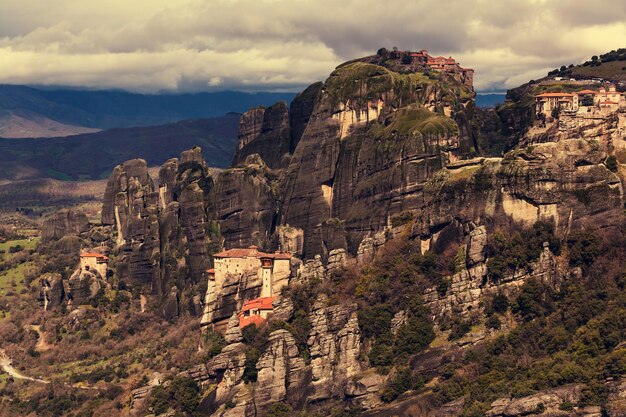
[101,158,162,292]
[280,61,476,258]
[307,295,362,401]
[39,273,64,310]
[357,229,388,264]
[465,225,486,266]
[212,155,278,249]
[232,82,322,172]
[486,384,591,417]
[224,313,243,344]
[101,147,279,313]
[413,139,623,253]
[236,108,265,151]
[299,255,325,282]
[272,296,294,322]
[345,372,385,410]
[162,286,180,320]
[276,225,304,258]
[233,102,291,169]
[65,269,104,306]
[41,210,89,243]
[204,342,248,411]
[255,330,307,412]
[424,230,562,323]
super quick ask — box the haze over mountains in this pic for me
[0,84,295,138]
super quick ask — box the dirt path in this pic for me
[0,349,49,384]
[30,325,52,352]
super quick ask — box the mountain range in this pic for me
[0,84,295,138]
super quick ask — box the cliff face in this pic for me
[410,138,622,249]
[99,148,281,309]
[232,82,322,170]
[279,62,475,257]
[41,210,90,243]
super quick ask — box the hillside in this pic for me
[0,49,625,417]
[0,85,295,138]
[0,114,239,180]
[547,48,626,83]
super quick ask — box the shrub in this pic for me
[448,320,471,340]
[487,221,560,281]
[267,402,293,417]
[486,314,502,330]
[567,232,599,268]
[242,348,260,383]
[491,293,510,314]
[204,329,226,360]
[148,376,200,415]
[380,367,423,402]
[512,279,554,322]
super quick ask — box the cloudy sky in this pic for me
[0,0,625,93]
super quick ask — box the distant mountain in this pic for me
[0,109,101,138]
[0,84,295,138]
[475,93,506,108]
[0,114,239,180]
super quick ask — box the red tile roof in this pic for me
[213,246,291,260]
[576,89,597,95]
[80,253,108,260]
[207,268,215,274]
[600,100,619,105]
[240,296,275,312]
[535,93,575,98]
[238,296,276,328]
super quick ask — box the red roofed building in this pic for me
[536,85,625,118]
[535,92,578,117]
[238,296,275,328]
[201,246,293,330]
[79,252,109,278]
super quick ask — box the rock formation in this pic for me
[41,210,89,243]
[255,330,307,413]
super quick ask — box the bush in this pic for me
[380,367,423,402]
[204,329,226,360]
[487,221,560,281]
[448,320,471,340]
[491,293,509,314]
[567,232,599,268]
[486,314,502,330]
[148,376,200,415]
[512,279,554,322]
[267,402,293,417]
[243,348,260,383]
[8,245,24,253]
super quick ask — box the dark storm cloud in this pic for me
[0,0,624,92]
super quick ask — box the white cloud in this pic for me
[0,0,624,93]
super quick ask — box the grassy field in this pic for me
[0,237,39,260]
[0,261,36,296]
[0,238,40,300]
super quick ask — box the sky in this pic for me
[0,0,625,93]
